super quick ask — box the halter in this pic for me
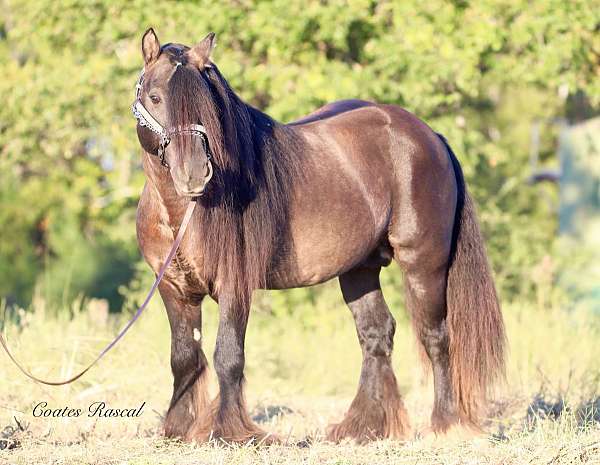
[131,67,212,173]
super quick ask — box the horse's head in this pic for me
[133,28,216,197]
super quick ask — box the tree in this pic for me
[0,0,598,309]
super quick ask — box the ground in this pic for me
[1,280,599,464]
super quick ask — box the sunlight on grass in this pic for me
[1,283,599,463]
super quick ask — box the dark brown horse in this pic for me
[134,28,505,444]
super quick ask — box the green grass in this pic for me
[1,279,600,464]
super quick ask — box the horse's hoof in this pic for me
[326,421,397,445]
[326,404,411,444]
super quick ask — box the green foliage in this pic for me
[0,0,598,310]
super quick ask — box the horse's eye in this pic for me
[150,94,161,104]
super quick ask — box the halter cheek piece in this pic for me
[131,67,213,181]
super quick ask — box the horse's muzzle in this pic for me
[177,158,214,197]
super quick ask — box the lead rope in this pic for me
[0,201,197,386]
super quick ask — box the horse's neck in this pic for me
[142,152,189,225]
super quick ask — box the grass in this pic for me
[1,276,600,464]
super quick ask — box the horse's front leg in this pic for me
[159,283,210,439]
[189,293,271,444]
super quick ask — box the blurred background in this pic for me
[0,1,599,457]
[1,1,599,316]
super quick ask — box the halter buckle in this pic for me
[158,134,171,168]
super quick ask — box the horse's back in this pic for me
[290,100,452,194]
[287,99,376,126]
[290,99,447,164]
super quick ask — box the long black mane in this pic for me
[164,46,303,305]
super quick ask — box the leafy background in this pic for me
[1,2,600,462]
[0,0,599,314]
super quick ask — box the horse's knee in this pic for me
[171,341,198,373]
[214,342,244,386]
[161,288,205,384]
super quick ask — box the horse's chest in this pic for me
[137,196,209,298]
[167,248,207,301]
[141,228,208,296]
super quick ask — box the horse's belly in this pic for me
[269,231,373,289]
[268,176,392,289]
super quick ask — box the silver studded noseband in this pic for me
[131,67,212,170]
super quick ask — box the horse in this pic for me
[133,28,506,444]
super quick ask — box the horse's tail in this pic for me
[438,134,506,424]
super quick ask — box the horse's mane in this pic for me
[164,45,303,306]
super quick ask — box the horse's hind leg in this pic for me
[398,254,461,435]
[159,284,210,439]
[392,222,478,438]
[396,232,491,439]
[327,264,411,443]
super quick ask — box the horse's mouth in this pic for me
[182,188,205,197]
[175,184,207,198]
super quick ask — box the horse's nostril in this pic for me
[186,181,200,192]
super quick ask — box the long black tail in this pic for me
[438,134,506,424]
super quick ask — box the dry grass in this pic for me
[4,429,600,465]
[1,282,599,464]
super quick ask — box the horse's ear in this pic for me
[188,32,217,69]
[142,28,161,66]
